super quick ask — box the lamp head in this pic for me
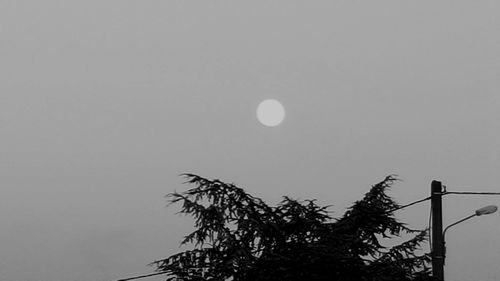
[475,205,498,216]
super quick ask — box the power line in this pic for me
[444,191,500,195]
[116,271,170,281]
[389,196,432,213]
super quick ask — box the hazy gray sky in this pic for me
[1,1,499,281]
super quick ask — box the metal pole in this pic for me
[431,180,445,281]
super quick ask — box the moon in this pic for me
[256,99,285,127]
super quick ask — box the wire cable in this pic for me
[116,271,170,281]
[428,201,432,253]
[444,191,500,195]
[388,196,432,213]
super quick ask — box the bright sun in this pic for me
[256,99,285,127]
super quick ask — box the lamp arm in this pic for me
[442,214,477,239]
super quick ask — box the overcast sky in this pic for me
[1,1,500,281]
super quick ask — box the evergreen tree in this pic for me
[151,174,436,281]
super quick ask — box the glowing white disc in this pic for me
[256,99,285,127]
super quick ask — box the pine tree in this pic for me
[151,174,436,281]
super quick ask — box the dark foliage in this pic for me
[151,174,436,281]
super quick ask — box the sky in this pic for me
[1,1,500,281]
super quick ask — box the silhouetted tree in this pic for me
[151,174,435,281]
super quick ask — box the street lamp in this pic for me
[475,205,498,216]
[443,205,498,239]
[442,205,497,266]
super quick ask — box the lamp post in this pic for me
[431,180,498,281]
[442,205,497,264]
[443,205,498,238]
